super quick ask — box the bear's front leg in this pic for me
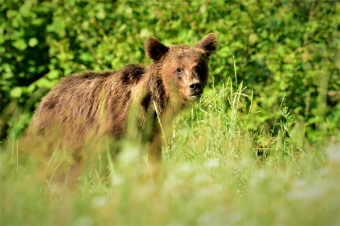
[148,129,163,162]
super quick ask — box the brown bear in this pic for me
[28,33,217,165]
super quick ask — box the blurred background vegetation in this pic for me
[1,0,339,143]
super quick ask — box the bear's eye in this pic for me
[195,65,201,71]
[176,68,182,73]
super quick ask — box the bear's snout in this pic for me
[189,82,202,93]
[188,81,203,100]
[189,82,202,94]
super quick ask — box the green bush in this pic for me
[1,0,339,141]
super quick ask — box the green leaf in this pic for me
[36,77,53,88]
[28,38,38,47]
[10,87,22,98]
[47,70,59,79]
[80,52,94,62]
[13,39,27,51]
[96,8,106,20]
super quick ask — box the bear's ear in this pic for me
[145,37,169,61]
[195,33,217,57]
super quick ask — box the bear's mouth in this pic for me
[188,93,201,100]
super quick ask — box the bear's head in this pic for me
[145,33,217,105]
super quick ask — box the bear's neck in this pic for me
[146,73,168,116]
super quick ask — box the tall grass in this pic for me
[1,78,339,225]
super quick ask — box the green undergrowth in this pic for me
[1,81,339,225]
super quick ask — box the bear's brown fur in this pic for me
[28,34,217,165]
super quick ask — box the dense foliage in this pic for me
[1,0,339,141]
[1,1,340,225]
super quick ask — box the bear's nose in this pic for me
[189,82,202,93]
